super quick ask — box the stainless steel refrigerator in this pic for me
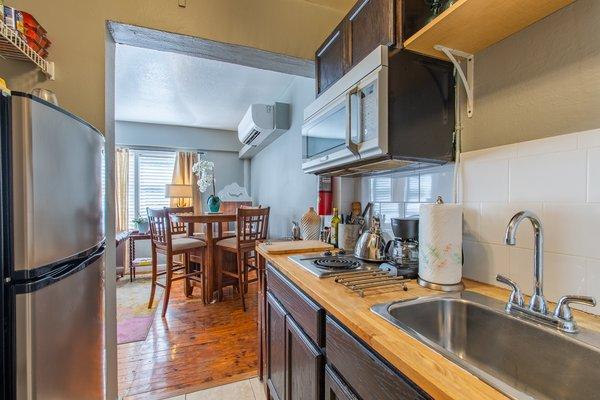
[1,92,105,399]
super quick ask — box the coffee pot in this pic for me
[384,218,419,268]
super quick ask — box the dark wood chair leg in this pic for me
[201,247,207,305]
[162,256,173,317]
[237,251,246,312]
[148,245,157,309]
[243,251,249,294]
[184,252,193,298]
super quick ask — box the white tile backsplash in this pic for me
[515,133,578,157]
[461,129,600,315]
[479,202,543,249]
[463,241,509,285]
[578,128,600,149]
[543,203,600,259]
[587,148,600,202]
[509,150,587,202]
[461,159,509,202]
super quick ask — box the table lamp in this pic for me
[165,184,193,207]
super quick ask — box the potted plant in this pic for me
[131,215,149,233]
[192,158,221,213]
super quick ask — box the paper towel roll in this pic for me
[418,202,463,285]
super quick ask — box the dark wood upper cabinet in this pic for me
[347,0,397,68]
[315,22,348,96]
[266,292,287,400]
[286,316,324,400]
[315,0,403,96]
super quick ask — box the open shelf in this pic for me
[0,20,54,79]
[403,0,575,60]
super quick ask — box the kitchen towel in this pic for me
[418,202,463,285]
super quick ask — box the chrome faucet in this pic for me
[497,210,596,333]
[504,210,547,313]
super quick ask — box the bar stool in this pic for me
[147,207,206,317]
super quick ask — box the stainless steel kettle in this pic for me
[353,216,387,262]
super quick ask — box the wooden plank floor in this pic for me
[118,279,258,400]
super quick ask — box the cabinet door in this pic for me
[267,292,287,400]
[325,365,359,400]
[315,21,348,96]
[347,0,396,68]
[286,316,324,400]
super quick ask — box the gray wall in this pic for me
[116,120,245,200]
[116,121,242,152]
[251,77,318,238]
[462,0,600,152]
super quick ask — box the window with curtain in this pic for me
[126,150,177,229]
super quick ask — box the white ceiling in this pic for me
[115,45,297,131]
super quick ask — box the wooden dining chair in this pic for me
[147,207,207,317]
[215,206,269,311]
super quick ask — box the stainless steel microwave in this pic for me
[301,45,455,176]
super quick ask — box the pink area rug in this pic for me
[116,276,161,345]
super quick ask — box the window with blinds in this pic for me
[126,150,176,229]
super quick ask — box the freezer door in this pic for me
[11,94,104,275]
[15,249,104,400]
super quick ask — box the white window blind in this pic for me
[126,150,176,229]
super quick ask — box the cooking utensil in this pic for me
[353,216,387,262]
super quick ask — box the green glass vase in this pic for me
[207,195,221,213]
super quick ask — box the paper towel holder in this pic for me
[418,277,464,292]
[417,195,465,292]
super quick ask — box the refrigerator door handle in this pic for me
[49,246,104,283]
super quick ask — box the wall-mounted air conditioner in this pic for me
[238,102,290,159]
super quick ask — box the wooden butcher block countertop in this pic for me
[257,245,600,400]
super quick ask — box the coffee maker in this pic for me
[383,218,419,279]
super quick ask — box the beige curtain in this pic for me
[171,151,202,219]
[115,148,129,232]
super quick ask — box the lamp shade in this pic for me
[165,184,193,199]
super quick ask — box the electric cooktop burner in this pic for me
[289,252,379,278]
[312,257,361,271]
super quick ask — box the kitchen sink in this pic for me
[372,291,600,400]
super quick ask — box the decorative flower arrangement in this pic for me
[192,158,221,212]
[192,159,215,194]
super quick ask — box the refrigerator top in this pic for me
[11,92,104,138]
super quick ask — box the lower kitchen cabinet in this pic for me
[266,292,287,400]
[287,316,324,399]
[261,263,430,400]
[324,365,359,400]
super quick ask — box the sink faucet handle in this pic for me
[496,274,525,307]
[553,295,597,321]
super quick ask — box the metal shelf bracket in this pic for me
[434,44,474,117]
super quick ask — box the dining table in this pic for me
[170,212,237,303]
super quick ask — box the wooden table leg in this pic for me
[205,222,215,303]
[128,237,134,282]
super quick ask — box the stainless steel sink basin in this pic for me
[372,291,600,400]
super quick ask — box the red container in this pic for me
[20,11,46,35]
[317,176,333,216]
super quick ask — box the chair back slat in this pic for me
[147,207,171,247]
[165,206,194,235]
[236,207,270,247]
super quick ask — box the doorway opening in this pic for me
[106,22,314,399]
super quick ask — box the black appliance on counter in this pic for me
[383,218,419,279]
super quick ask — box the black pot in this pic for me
[390,218,419,240]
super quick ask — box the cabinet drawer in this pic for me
[326,316,431,400]
[267,264,325,347]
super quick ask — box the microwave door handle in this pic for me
[346,86,360,157]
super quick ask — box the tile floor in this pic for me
[164,378,266,400]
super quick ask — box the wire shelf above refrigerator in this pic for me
[0,20,54,80]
